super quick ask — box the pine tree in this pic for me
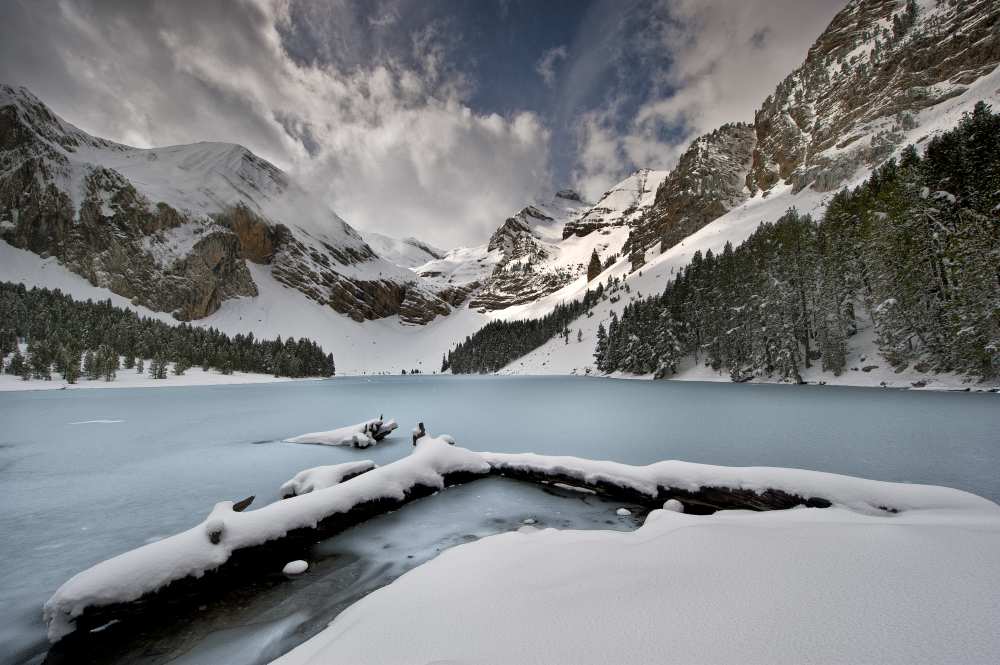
[83,350,97,380]
[136,358,145,374]
[7,348,25,377]
[594,322,608,371]
[587,250,602,283]
[61,347,80,384]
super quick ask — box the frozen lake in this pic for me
[2,376,999,663]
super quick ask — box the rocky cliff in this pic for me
[748,0,1000,195]
[619,0,1000,269]
[625,124,755,266]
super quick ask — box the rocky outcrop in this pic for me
[468,197,589,310]
[748,0,1000,195]
[625,124,755,265]
[215,203,285,264]
[563,169,665,240]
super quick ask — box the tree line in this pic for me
[446,287,604,373]
[599,103,999,381]
[0,283,336,382]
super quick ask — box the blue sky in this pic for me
[0,0,842,246]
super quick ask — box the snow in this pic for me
[497,66,1000,389]
[281,560,308,576]
[481,451,998,515]
[274,453,1000,665]
[615,507,631,516]
[279,461,378,498]
[285,419,397,447]
[662,498,684,513]
[0,340,300,393]
[3,65,998,386]
[362,232,443,269]
[43,436,490,642]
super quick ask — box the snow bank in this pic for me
[274,497,1000,665]
[279,461,377,498]
[285,418,397,448]
[43,437,488,642]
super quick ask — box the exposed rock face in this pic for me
[625,124,756,265]
[748,0,1000,195]
[216,203,283,264]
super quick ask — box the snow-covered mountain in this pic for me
[417,175,668,312]
[2,0,998,380]
[0,84,451,324]
[499,0,1000,381]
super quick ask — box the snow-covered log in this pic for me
[481,452,999,515]
[43,444,1000,651]
[280,460,378,498]
[285,418,398,448]
[43,437,488,643]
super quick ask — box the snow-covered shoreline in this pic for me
[0,367,311,392]
[43,437,1000,654]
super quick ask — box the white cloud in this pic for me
[535,45,567,88]
[0,0,549,248]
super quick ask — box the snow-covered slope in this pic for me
[420,175,668,313]
[362,232,443,269]
[498,6,1000,385]
[3,0,999,382]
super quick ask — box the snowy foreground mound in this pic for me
[45,440,1000,663]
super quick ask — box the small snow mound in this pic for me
[283,560,308,575]
[663,499,684,513]
[439,434,456,445]
[280,460,377,498]
[522,518,536,525]
[616,508,632,517]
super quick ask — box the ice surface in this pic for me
[42,437,487,641]
[3,377,1000,663]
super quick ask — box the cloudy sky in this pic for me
[0,0,842,247]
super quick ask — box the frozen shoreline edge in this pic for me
[42,438,1000,649]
